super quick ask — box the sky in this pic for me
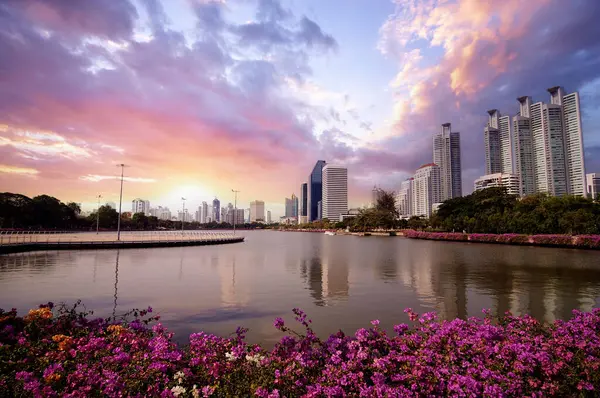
[1,0,600,218]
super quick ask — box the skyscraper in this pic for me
[433,123,461,201]
[299,183,308,223]
[513,96,535,196]
[412,163,441,218]
[484,110,513,175]
[285,197,293,217]
[561,90,586,196]
[488,86,586,197]
[307,160,326,221]
[397,178,414,217]
[212,198,221,223]
[291,194,298,218]
[200,201,208,223]
[322,164,348,222]
[267,210,272,224]
[250,200,265,222]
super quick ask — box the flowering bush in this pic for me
[2,303,600,396]
[469,233,530,244]
[530,234,575,246]
[404,230,468,241]
[574,235,600,249]
[405,230,600,249]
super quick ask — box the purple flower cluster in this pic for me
[530,234,575,246]
[2,304,600,396]
[469,233,530,244]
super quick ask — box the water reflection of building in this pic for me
[215,254,250,308]
[299,237,349,306]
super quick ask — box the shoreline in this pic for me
[404,230,600,250]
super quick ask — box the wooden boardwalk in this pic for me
[0,232,245,254]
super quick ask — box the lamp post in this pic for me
[231,189,240,235]
[116,164,127,241]
[181,197,186,236]
[96,194,102,234]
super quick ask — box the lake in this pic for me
[1,230,599,345]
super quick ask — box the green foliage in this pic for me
[431,187,600,234]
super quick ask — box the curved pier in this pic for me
[0,232,245,254]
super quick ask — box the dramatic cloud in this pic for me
[376,0,600,189]
[1,0,599,210]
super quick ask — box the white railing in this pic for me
[0,231,240,245]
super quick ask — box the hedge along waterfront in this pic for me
[404,230,600,249]
[1,303,600,397]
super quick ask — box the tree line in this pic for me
[0,193,267,231]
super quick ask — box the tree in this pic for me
[132,212,149,229]
[67,202,81,215]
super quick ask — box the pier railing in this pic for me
[0,231,240,245]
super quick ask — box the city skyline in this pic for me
[1,1,600,214]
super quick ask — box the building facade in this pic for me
[250,200,265,222]
[397,178,414,218]
[474,173,520,195]
[587,173,600,200]
[433,123,461,201]
[212,198,221,223]
[307,160,326,221]
[200,201,208,223]
[513,97,536,196]
[412,164,441,218]
[267,210,272,224]
[132,199,150,215]
[299,183,308,220]
[322,164,348,222]
[503,87,586,197]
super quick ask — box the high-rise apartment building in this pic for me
[484,110,502,175]
[433,123,461,201]
[412,163,441,218]
[501,87,586,197]
[212,198,221,223]
[307,160,326,221]
[299,183,308,223]
[132,199,150,215]
[397,178,414,218]
[322,164,348,222]
[587,173,600,200]
[267,210,272,224]
[285,195,298,218]
[250,200,265,222]
[513,96,536,196]
[561,90,586,196]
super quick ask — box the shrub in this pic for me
[575,235,600,249]
[531,234,574,246]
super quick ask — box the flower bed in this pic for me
[574,235,600,249]
[469,233,530,244]
[2,304,600,396]
[404,230,468,241]
[530,234,575,246]
[405,230,600,249]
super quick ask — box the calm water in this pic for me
[1,231,599,345]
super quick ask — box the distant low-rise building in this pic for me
[587,173,600,199]
[474,173,520,195]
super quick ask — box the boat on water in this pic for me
[324,231,336,236]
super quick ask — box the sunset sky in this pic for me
[1,0,599,217]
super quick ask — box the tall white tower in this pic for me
[322,165,348,222]
[433,123,461,201]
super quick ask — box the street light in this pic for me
[116,164,127,241]
[96,194,102,234]
[231,189,240,235]
[181,197,186,236]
